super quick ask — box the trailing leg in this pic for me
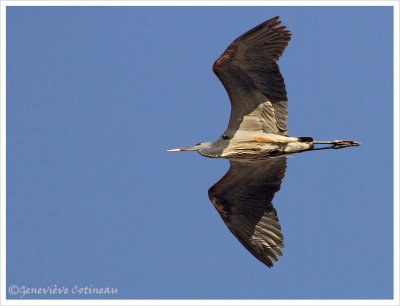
[313,139,360,149]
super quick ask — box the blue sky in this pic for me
[6,6,394,300]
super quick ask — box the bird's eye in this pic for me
[222,132,229,139]
[196,142,201,146]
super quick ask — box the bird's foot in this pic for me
[331,140,361,149]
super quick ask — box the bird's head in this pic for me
[167,141,217,157]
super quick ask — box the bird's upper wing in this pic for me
[208,156,287,268]
[213,16,291,136]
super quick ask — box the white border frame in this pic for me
[0,1,399,305]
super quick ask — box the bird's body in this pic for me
[168,16,360,268]
[194,133,312,159]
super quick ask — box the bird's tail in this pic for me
[297,136,314,143]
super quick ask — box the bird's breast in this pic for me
[220,134,311,158]
[220,135,284,158]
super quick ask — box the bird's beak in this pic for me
[167,145,199,152]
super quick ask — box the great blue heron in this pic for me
[168,17,360,268]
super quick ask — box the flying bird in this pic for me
[168,16,360,268]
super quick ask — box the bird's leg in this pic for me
[313,140,361,149]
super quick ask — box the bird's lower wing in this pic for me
[208,156,287,268]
